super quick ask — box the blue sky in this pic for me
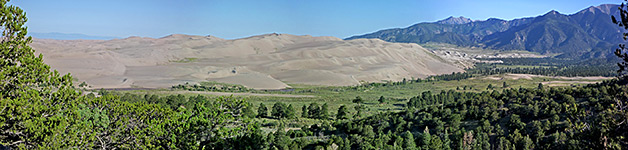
[9,0,620,39]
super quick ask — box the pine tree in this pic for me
[0,2,81,148]
[307,103,320,119]
[537,83,544,90]
[257,103,268,118]
[286,104,296,119]
[421,127,432,150]
[320,103,329,119]
[430,135,443,150]
[337,105,349,120]
[497,137,512,150]
[342,138,351,150]
[442,131,452,150]
[354,105,363,118]
[353,96,364,104]
[301,105,308,118]
[273,129,291,149]
[272,102,287,119]
[521,135,534,150]
[402,131,417,150]
[378,96,386,104]
[243,102,256,118]
[612,1,628,79]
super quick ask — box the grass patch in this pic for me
[118,74,609,119]
[170,57,198,63]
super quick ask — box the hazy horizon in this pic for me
[12,0,619,39]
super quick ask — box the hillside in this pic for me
[30,33,463,89]
[346,4,622,58]
[28,32,121,40]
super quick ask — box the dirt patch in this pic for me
[504,74,537,80]
[483,74,613,81]
[541,81,600,86]
[168,90,316,98]
[555,76,613,80]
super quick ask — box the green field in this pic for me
[118,73,609,119]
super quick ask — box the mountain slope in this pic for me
[31,34,463,89]
[346,17,534,47]
[436,16,474,24]
[28,32,121,40]
[346,4,622,58]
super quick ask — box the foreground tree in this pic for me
[176,96,254,149]
[0,0,83,148]
[587,1,628,148]
[0,1,255,149]
[613,0,628,79]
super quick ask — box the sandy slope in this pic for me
[31,33,463,89]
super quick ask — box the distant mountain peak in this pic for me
[544,10,561,16]
[579,4,617,15]
[29,32,120,40]
[485,18,506,22]
[160,34,193,39]
[436,16,473,24]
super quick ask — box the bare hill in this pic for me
[30,33,463,89]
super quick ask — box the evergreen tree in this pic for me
[257,103,268,118]
[421,127,432,150]
[273,129,291,149]
[442,131,452,150]
[301,105,308,118]
[402,131,417,150]
[508,114,525,131]
[320,103,329,119]
[286,104,296,119]
[537,83,544,90]
[0,2,82,148]
[497,137,512,150]
[353,96,364,104]
[612,0,628,78]
[243,102,256,118]
[307,103,320,119]
[342,138,351,150]
[354,105,363,118]
[521,135,534,150]
[378,96,386,104]
[430,135,443,150]
[449,114,461,132]
[272,102,288,119]
[289,141,300,150]
[337,105,349,120]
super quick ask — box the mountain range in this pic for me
[346,4,623,58]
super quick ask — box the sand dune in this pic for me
[31,33,463,89]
